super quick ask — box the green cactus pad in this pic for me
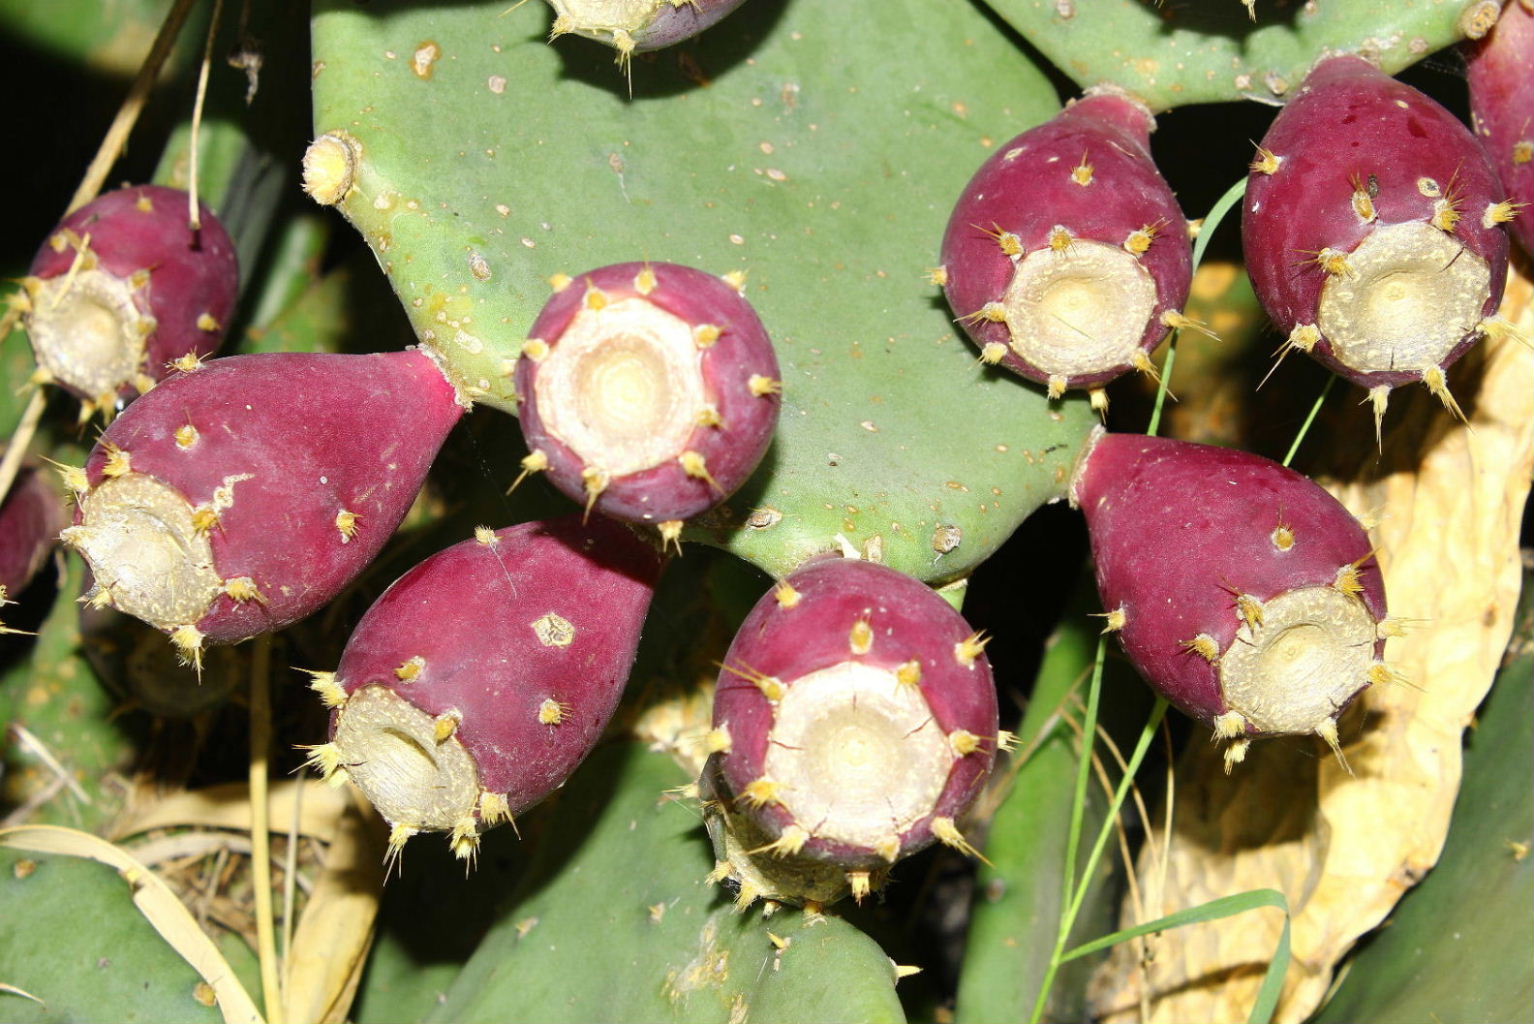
[430,741,906,1024]
[954,606,1122,1023]
[986,0,1490,112]
[1,554,135,833]
[310,0,1094,582]
[0,846,222,1024]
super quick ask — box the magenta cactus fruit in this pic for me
[19,184,239,417]
[1071,430,1394,770]
[1466,0,1533,257]
[545,0,748,63]
[59,350,464,667]
[1242,55,1515,433]
[939,91,1196,410]
[514,261,780,543]
[708,555,999,901]
[304,515,664,862]
[0,466,66,629]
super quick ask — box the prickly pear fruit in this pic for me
[0,465,66,625]
[305,515,664,863]
[60,350,464,667]
[939,91,1194,409]
[1242,55,1513,430]
[1466,0,1533,257]
[708,555,999,903]
[19,185,239,417]
[1070,429,1393,771]
[545,0,747,62]
[514,261,780,543]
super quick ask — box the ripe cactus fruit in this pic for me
[1070,430,1393,770]
[514,261,780,543]
[304,516,664,863]
[544,0,747,64]
[18,185,239,417]
[939,91,1196,410]
[0,465,66,629]
[1465,0,1533,257]
[59,350,464,667]
[708,555,999,903]
[1242,55,1514,433]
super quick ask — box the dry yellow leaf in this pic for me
[110,779,349,842]
[281,788,385,1024]
[1089,271,1534,1024]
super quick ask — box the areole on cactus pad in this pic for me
[1071,429,1400,771]
[304,515,665,862]
[1243,54,1515,436]
[939,90,1198,411]
[59,350,465,667]
[707,554,1000,905]
[19,184,239,418]
[513,260,781,544]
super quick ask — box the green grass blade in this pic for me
[1147,176,1246,438]
[1061,889,1292,1024]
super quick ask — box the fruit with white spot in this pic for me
[707,555,999,904]
[19,184,239,417]
[1070,429,1394,771]
[305,515,664,862]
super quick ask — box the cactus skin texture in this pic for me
[60,350,463,666]
[308,0,1094,585]
[20,185,239,416]
[1072,431,1390,769]
[312,515,663,863]
[0,847,223,1024]
[430,741,905,1024]
[1466,0,1534,257]
[941,92,1193,405]
[1243,55,1512,423]
[710,555,998,900]
[515,261,780,537]
[546,0,747,58]
[0,466,65,613]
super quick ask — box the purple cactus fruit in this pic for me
[513,261,780,544]
[0,465,67,630]
[708,555,999,902]
[939,91,1196,411]
[1466,0,1533,257]
[19,185,239,417]
[1242,55,1515,435]
[545,0,748,64]
[59,350,465,667]
[1071,429,1395,771]
[303,515,664,863]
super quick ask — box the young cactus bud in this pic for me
[940,91,1193,396]
[0,465,67,627]
[60,351,464,661]
[544,0,747,62]
[708,555,998,901]
[1242,55,1511,411]
[1465,0,1533,257]
[20,185,239,415]
[514,261,780,532]
[1070,430,1389,768]
[314,516,664,861]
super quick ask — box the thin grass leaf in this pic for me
[1062,888,1291,1024]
